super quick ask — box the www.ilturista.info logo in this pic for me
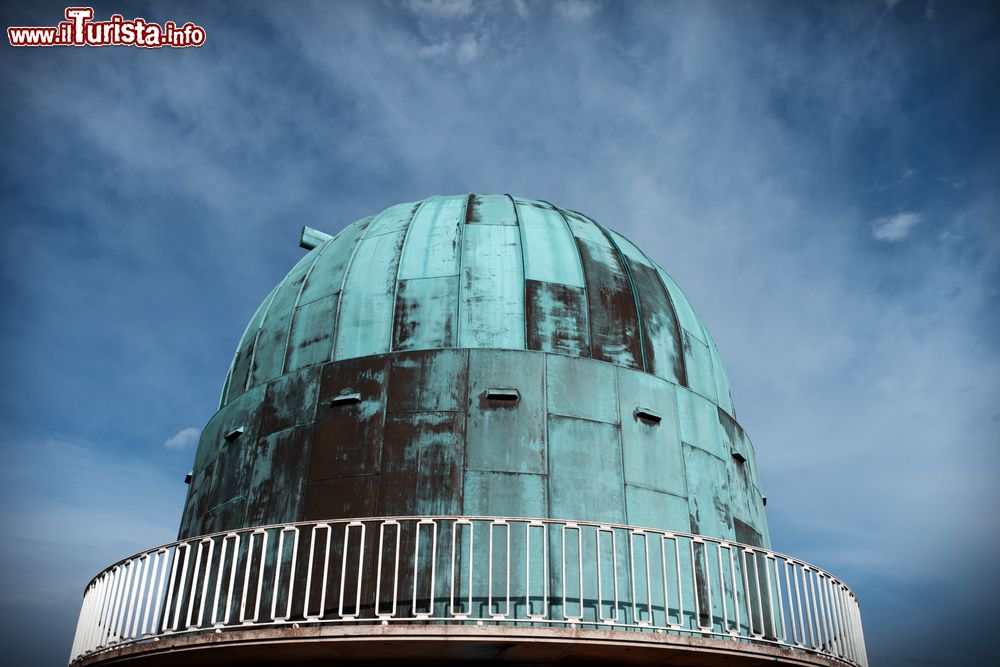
[8,7,205,48]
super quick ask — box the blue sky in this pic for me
[1,1,997,664]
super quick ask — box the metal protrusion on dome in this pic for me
[330,391,362,407]
[485,388,520,402]
[299,225,333,250]
[634,407,662,424]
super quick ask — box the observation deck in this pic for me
[69,516,867,666]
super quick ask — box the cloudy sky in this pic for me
[1,1,997,664]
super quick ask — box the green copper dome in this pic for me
[221,194,734,416]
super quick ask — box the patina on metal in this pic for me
[68,194,867,666]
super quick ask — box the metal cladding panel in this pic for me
[459,224,525,349]
[705,330,735,415]
[378,411,465,516]
[202,433,255,533]
[309,356,389,481]
[546,354,619,424]
[655,267,705,344]
[466,350,546,474]
[296,218,369,306]
[462,471,548,517]
[624,486,690,533]
[627,260,685,385]
[682,444,733,541]
[244,426,310,527]
[398,196,464,279]
[193,383,267,476]
[728,468,768,548]
[334,229,406,360]
[466,194,517,225]
[224,285,277,404]
[682,329,719,403]
[525,280,590,357]
[259,365,320,437]
[617,367,685,496]
[386,349,468,413]
[576,239,642,368]
[717,407,761,492]
[303,475,377,521]
[391,276,458,351]
[604,228,654,268]
[364,201,419,238]
[249,252,317,386]
[677,389,724,459]
[285,293,338,371]
[547,416,624,524]
[179,463,213,537]
[515,200,585,287]
[561,209,612,247]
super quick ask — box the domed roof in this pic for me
[222,194,734,414]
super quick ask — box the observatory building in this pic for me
[69,195,868,666]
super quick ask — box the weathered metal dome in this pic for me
[222,194,734,415]
[182,193,765,548]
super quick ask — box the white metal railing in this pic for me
[68,517,867,666]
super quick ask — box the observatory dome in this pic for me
[182,194,766,551]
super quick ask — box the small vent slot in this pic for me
[634,407,662,424]
[184,472,193,485]
[223,426,244,442]
[486,388,520,402]
[330,391,362,407]
[732,451,747,464]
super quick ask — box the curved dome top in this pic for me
[222,194,734,415]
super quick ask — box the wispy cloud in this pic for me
[872,211,921,241]
[555,0,598,21]
[163,427,200,449]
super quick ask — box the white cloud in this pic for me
[555,0,597,22]
[163,427,200,449]
[404,0,475,19]
[456,35,480,64]
[872,211,921,241]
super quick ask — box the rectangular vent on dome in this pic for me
[732,451,747,464]
[223,426,244,442]
[486,388,520,402]
[634,407,662,424]
[330,391,362,407]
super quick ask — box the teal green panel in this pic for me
[655,266,705,343]
[728,463,767,548]
[682,329,719,403]
[364,200,419,238]
[525,280,590,356]
[704,329,735,415]
[717,408,760,492]
[463,471,548,517]
[561,208,612,247]
[249,251,318,386]
[547,416,623,524]
[334,229,406,359]
[244,426,310,527]
[515,199,584,287]
[296,218,369,306]
[676,389,724,459]
[466,350,546,474]
[604,228,654,268]
[466,194,517,225]
[624,486,690,533]
[398,196,464,279]
[387,349,468,413]
[682,444,733,541]
[546,354,619,424]
[285,293,338,372]
[459,224,525,349]
[617,367,685,496]
[391,276,458,351]
[260,365,320,436]
[223,284,277,405]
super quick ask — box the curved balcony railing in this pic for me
[69,516,867,666]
